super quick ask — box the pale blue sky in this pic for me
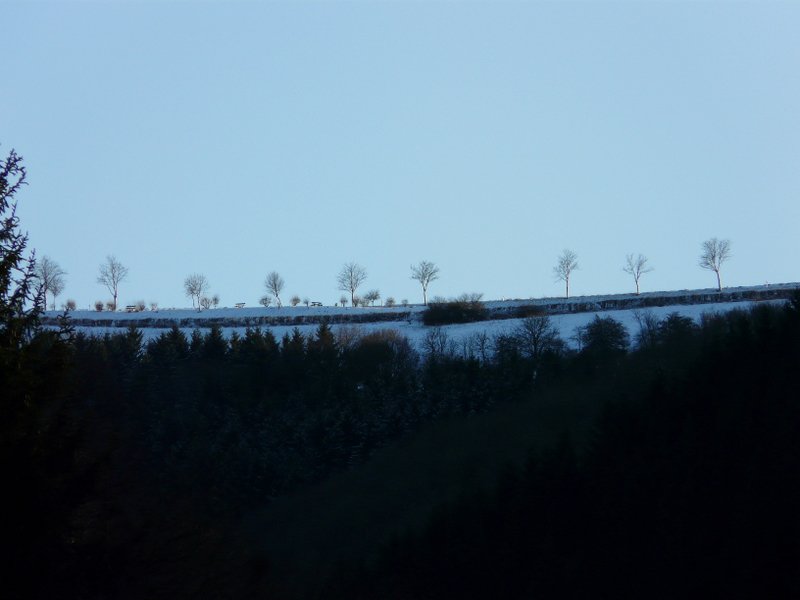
[3,1,798,309]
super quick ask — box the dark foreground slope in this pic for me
[5,296,800,599]
[317,301,800,600]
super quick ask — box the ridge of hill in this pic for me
[41,282,799,331]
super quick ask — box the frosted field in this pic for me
[51,299,787,353]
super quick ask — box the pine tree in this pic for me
[0,149,42,362]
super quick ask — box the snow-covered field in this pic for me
[44,283,796,353]
[405,300,780,351]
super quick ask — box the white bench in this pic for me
[125,305,138,313]
[234,302,245,309]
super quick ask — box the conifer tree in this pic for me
[0,149,42,358]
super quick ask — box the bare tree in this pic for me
[514,316,562,362]
[410,260,440,305]
[290,294,301,307]
[339,294,349,307]
[97,255,129,310]
[467,331,491,363]
[632,310,660,349]
[265,271,285,307]
[337,262,367,305]
[259,295,272,307]
[36,255,66,310]
[423,327,451,357]
[363,289,381,306]
[184,273,208,310]
[699,237,731,291]
[623,253,653,295]
[553,249,578,298]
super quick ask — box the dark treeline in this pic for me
[324,299,800,599]
[3,310,571,597]
[5,298,800,597]
[62,317,574,515]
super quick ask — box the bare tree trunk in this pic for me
[566,278,570,299]
[716,270,722,292]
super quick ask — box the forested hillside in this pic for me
[322,300,800,599]
[7,292,800,597]
[4,150,800,599]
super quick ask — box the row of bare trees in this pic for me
[33,254,126,311]
[39,239,732,312]
[334,261,441,307]
[178,261,435,311]
[254,261,439,309]
[553,238,731,298]
[187,240,733,310]
[182,273,221,311]
[181,261,437,311]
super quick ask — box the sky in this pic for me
[3,0,799,309]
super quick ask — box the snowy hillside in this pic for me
[42,282,798,352]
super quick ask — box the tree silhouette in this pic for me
[97,255,128,310]
[699,238,731,291]
[553,249,578,298]
[265,271,285,307]
[337,262,367,306]
[411,260,440,305]
[623,253,652,295]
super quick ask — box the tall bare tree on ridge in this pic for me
[184,273,208,310]
[337,262,367,306]
[623,253,653,295]
[265,271,285,307]
[553,249,578,299]
[699,238,731,292]
[411,260,440,305]
[97,255,128,310]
